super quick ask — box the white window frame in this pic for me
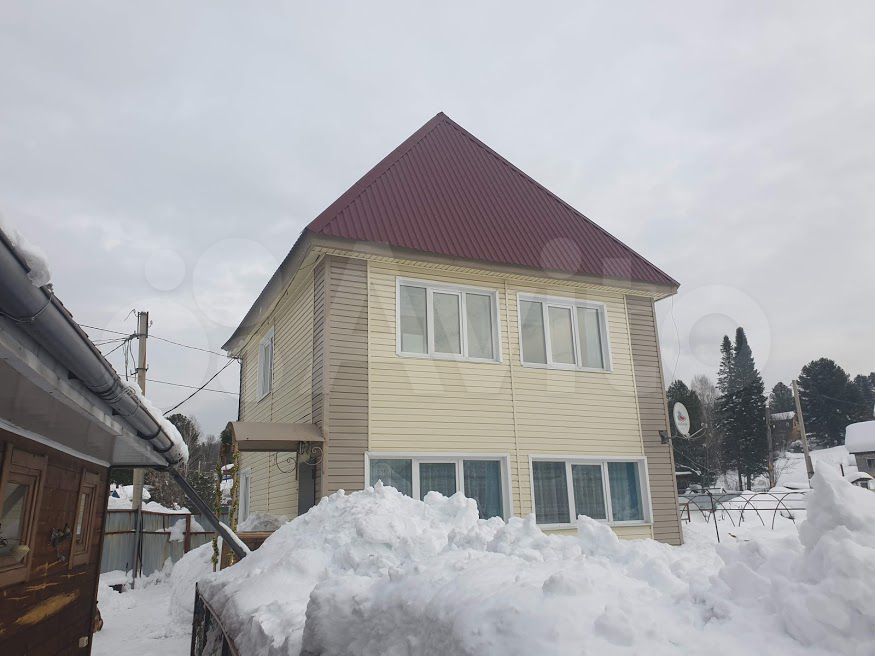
[365,452,513,519]
[256,328,274,401]
[528,455,651,529]
[517,293,612,372]
[238,468,251,524]
[396,277,502,363]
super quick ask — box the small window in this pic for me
[397,279,500,362]
[0,444,46,587]
[531,458,648,526]
[368,455,507,519]
[518,295,610,371]
[70,470,99,568]
[257,328,274,401]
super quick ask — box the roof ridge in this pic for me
[306,112,450,236]
[436,115,678,286]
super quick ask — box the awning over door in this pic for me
[225,421,323,452]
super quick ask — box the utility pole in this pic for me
[765,405,775,489]
[130,311,148,587]
[792,380,814,480]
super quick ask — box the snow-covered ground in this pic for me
[93,468,874,656]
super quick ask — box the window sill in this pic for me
[537,520,651,531]
[256,391,271,403]
[518,361,613,374]
[396,351,503,365]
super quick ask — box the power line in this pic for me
[147,377,238,395]
[81,323,233,359]
[163,359,237,415]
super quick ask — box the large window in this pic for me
[517,295,610,371]
[397,279,500,362]
[367,454,509,519]
[530,457,648,526]
[256,328,274,401]
[0,444,46,587]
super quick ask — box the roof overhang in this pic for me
[226,421,323,452]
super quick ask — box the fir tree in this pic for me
[666,380,708,486]
[768,382,795,413]
[730,328,768,489]
[798,359,857,447]
[852,374,875,422]
[717,329,768,489]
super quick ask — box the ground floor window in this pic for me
[530,457,648,526]
[0,443,47,587]
[367,454,509,519]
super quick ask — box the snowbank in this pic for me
[169,542,215,626]
[198,473,874,656]
[0,211,51,286]
[237,511,289,532]
[845,421,875,455]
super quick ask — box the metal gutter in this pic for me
[0,226,185,465]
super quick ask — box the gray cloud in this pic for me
[1,1,872,434]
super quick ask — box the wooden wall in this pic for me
[0,429,108,655]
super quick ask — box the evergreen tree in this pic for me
[731,328,768,489]
[768,382,795,413]
[797,359,856,447]
[666,380,708,486]
[852,374,875,422]
[717,329,768,489]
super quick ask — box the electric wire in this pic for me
[162,359,236,415]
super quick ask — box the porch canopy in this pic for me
[225,421,323,452]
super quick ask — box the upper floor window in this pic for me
[257,328,274,401]
[397,279,500,362]
[517,294,610,371]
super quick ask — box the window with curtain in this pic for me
[571,464,607,520]
[463,460,503,519]
[532,459,646,525]
[532,461,569,524]
[518,295,609,371]
[419,462,457,499]
[369,459,413,497]
[397,279,499,361]
[607,462,644,521]
[368,455,507,518]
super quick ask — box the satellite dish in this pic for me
[672,402,691,437]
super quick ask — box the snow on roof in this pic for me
[0,211,51,286]
[771,410,795,421]
[845,420,875,454]
[123,380,189,462]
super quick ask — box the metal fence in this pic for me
[678,489,810,542]
[100,509,215,576]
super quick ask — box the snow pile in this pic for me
[237,511,289,532]
[169,542,215,626]
[201,476,874,656]
[0,211,51,287]
[845,421,875,455]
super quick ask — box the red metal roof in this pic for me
[307,112,677,288]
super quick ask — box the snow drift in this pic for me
[199,471,874,656]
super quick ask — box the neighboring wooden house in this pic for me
[769,410,800,453]
[0,227,189,654]
[223,113,684,545]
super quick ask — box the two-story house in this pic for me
[222,113,683,545]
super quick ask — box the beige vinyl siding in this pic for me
[367,256,654,538]
[321,256,369,496]
[237,267,316,518]
[626,295,683,545]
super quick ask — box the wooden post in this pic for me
[792,380,815,480]
[765,405,775,489]
[184,514,192,554]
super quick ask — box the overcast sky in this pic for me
[1,2,873,436]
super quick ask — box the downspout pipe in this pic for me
[0,228,185,465]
